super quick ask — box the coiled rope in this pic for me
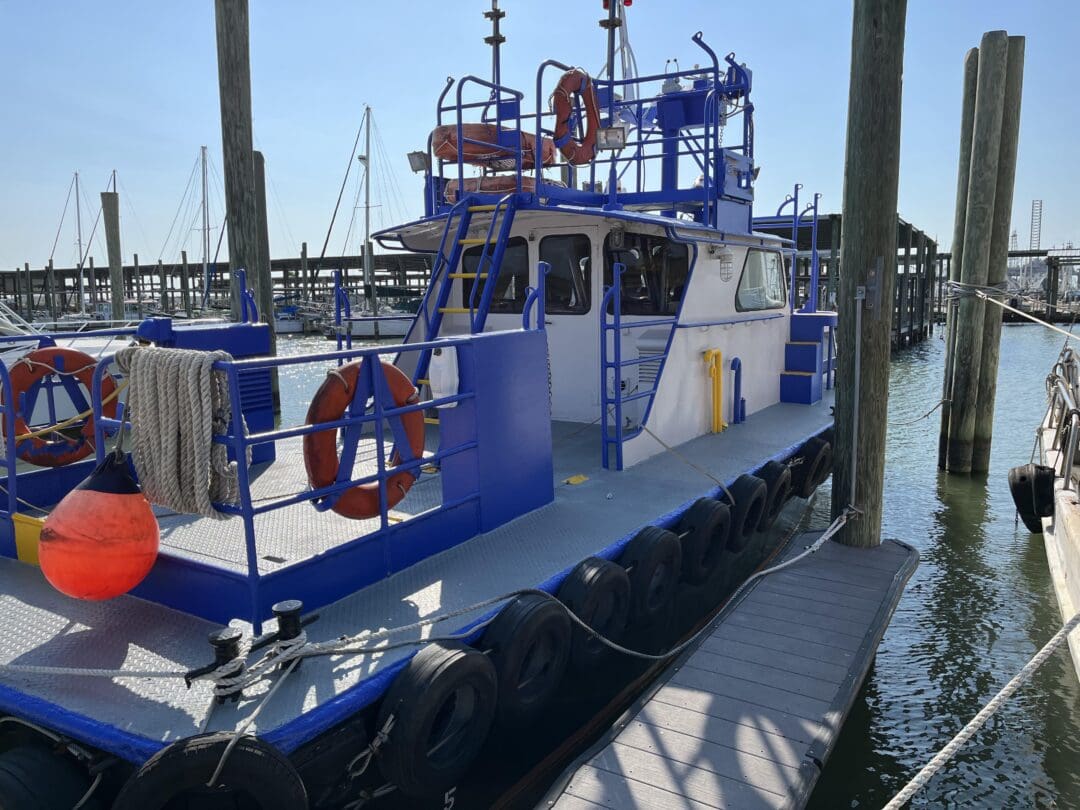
[884,609,1080,809]
[115,346,242,517]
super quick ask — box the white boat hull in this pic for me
[1043,486,1080,682]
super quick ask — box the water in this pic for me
[809,324,1080,808]
[274,328,1080,806]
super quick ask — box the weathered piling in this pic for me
[134,254,143,316]
[939,49,980,469]
[45,260,56,320]
[832,0,907,548]
[214,0,258,321]
[971,36,1025,473]
[944,31,1008,473]
[252,150,276,339]
[180,250,192,316]
[23,263,32,315]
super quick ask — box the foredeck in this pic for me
[545,534,918,810]
[0,393,832,764]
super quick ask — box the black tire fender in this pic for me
[1008,463,1055,534]
[792,436,832,499]
[0,745,97,810]
[757,460,793,531]
[377,641,497,799]
[620,526,682,623]
[557,557,631,673]
[481,594,571,728]
[723,474,768,552]
[677,497,731,585]
[112,733,307,810]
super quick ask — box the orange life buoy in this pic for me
[6,347,117,468]
[432,124,555,171]
[303,361,425,520]
[551,69,601,166]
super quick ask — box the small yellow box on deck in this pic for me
[12,513,44,565]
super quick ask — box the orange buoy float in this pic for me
[38,453,159,600]
[6,346,118,467]
[551,69,601,165]
[304,361,425,520]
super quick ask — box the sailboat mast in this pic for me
[75,170,85,313]
[363,106,375,318]
[201,145,210,309]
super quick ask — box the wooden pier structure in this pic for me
[754,213,938,350]
[0,248,432,320]
[544,534,918,809]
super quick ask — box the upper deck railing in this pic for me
[423,31,755,231]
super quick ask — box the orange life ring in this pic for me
[303,360,425,520]
[6,347,117,468]
[432,124,555,171]
[552,69,601,166]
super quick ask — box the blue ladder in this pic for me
[413,194,519,386]
[600,262,678,471]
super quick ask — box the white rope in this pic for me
[977,292,1080,344]
[115,346,243,518]
[884,609,1080,809]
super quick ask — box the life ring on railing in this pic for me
[551,69,601,165]
[432,124,556,171]
[303,360,424,520]
[6,347,117,467]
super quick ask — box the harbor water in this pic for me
[810,323,1080,808]
[276,326,1080,807]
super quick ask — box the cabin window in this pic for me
[603,232,689,316]
[736,249,787,311]
[461,236,529,314]
[540,234,591,315]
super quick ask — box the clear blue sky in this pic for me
[1,0,1077,270]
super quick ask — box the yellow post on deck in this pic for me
[704,349,727,433]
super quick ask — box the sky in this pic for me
[1,0,1077,271]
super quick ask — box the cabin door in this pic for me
[534,225,601,423]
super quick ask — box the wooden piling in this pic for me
[214,0,258,321]
[134,254,144,317]
[180,250,192,316]
[158,260,168,312]
[252,150,276,339]
[970,36,1025,472]
[23,263,32,315]
[301,241,311,298]
[938,48,980,469]
[831,0,907,548]
[100,191,125,322]
[945,30,1008,474]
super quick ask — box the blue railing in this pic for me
[600,262,678,471]
[86,323,552,632]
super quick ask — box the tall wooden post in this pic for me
[158,260,168,312]
[945,31,1008,473]
[100,191,125,322]
[938,48,980,468]
[180,250,192,316]
[134,254,144,317]
[971,36,1024,473]
[831,0,907,548]
[23,263,32,315]
[215,0,258,321]
[87,256,97,309]
[252,150,276,339]
[45,260,57,320]
[301,241,311,298]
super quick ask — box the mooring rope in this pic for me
[115,346,242,518]
[884,609,1080,809]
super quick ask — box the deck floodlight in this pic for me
[407,151,431,173]
[597,126,626,151]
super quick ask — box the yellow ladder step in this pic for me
[458,238,497,245]
[467,204,499,212]
[423,417,440,425]
[438,307,471,314]
[449,273,488,279]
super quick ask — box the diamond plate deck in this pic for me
[0,393,832,762]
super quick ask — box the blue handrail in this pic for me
[522,261,550,331]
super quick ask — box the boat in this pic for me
[1009,344,1080,682]
[0,3,837,807]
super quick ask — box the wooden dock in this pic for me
[542,535,918,810]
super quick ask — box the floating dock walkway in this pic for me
[544,534,918,810]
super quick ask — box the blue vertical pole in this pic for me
[788,184,801,309]
[807,193,822,312]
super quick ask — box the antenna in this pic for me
[484,1,505,88]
